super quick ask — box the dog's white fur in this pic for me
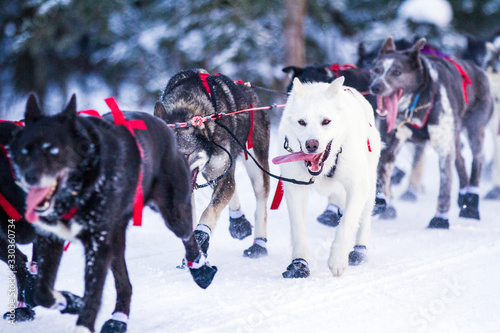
[278,77,381,276]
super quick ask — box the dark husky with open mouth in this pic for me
[370,37,494,228]
[154,69,270,258]
[9,94,217,333]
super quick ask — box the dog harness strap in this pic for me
[104,97,146,227]
[0,119,24,127]
[445,58,472,104]
[0,145,16,179]
[0,193,22,221]
[270,179,284,210]
[329,63,357,77]
[78,110,103,118]
[63,242,71,252]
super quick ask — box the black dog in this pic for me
[370,37,494,228]
[282,63,377,226]
[9,94,217,333]
[0,121,38,322]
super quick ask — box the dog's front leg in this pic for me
[328,186,366,277]
[282,182,310,278]
[75,235,112,333]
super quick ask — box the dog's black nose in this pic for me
[24,170,39,186]
[370,83,383,95]
[305,139,319,153]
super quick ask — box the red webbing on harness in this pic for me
[78,110,103,118]
[104,97,146,227]
[0,119,24,127]
[330,63,358,77]
[0,144,22,221]
[445,58,472,104]
[199,73,254,160]
[270,179,284,210]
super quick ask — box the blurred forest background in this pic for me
[0,0,499,114]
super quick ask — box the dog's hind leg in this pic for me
[400,142,426,202]
[317,192,344,227]
[241,151,270,258]
[100,227,132,333]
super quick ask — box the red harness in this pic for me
[445,58,472,104]
[79,97,146,227]
[199,73,254,159]
[329,63,358,77]
[0,122,23,221]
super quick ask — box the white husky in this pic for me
[274,76,381,278]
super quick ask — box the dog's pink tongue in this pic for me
[25,187,51,223]
[272,151,323,171]
[378,91,401,133]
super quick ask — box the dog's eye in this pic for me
[298,119,306,126]
[21,148,28,155]
[392,69,401,76]
[50,147,60,155]
[374,67,382,74]
[322,119,331,126]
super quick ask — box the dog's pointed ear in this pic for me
[24,93,43,125]
[486,41,497,53]
[154,101,168,119]
[408,38,426,68]
[283,66,303,77]
[291,77,305,96]
[62,94,77,123]
[379,37,396,55]
[326,76,345,99]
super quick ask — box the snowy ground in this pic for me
[1,126,500,333]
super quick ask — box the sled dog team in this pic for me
[1,37,496,333]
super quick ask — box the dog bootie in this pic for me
[282,259,310,279]
[194,225,211,254]
[485,186,500,200]
[59,291,84,314]
[100,319,127,333]
[188,253,217,289]
[400,188,418,202]
[229,215,252,240]
[391,167,406,185]
[349,245,367,266]
[380,205,397,219]
[372,196,387,215]
[317,206,342,227]
[459,193,480,220]
[427,217,449,229]
[243,238,268,258]
[3,305,35,322]
[457,193,466,207]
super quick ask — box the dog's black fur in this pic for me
[154,69,270,258]
[9,95,216,332]
[0,121,39,322]
[370,37,494,228]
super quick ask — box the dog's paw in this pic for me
[459,193,480,220]
[188,253,217,289]
[328,251,349,277]
[484,186,500,200]
[400,189,417,202]
[229,215,252,240]
[348,246,367,266]
[372,196,387,215]
[380,205,397,219]
[282,259,310,278]
[100,319,127,333]
[3,306,35,322]
[243,238,268,258]
[457,193,466,207]
[390,167,406,185]
[194,228,210,254]
[60,291,84,314]
[316,209,341,227]
[427,217,449,229]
